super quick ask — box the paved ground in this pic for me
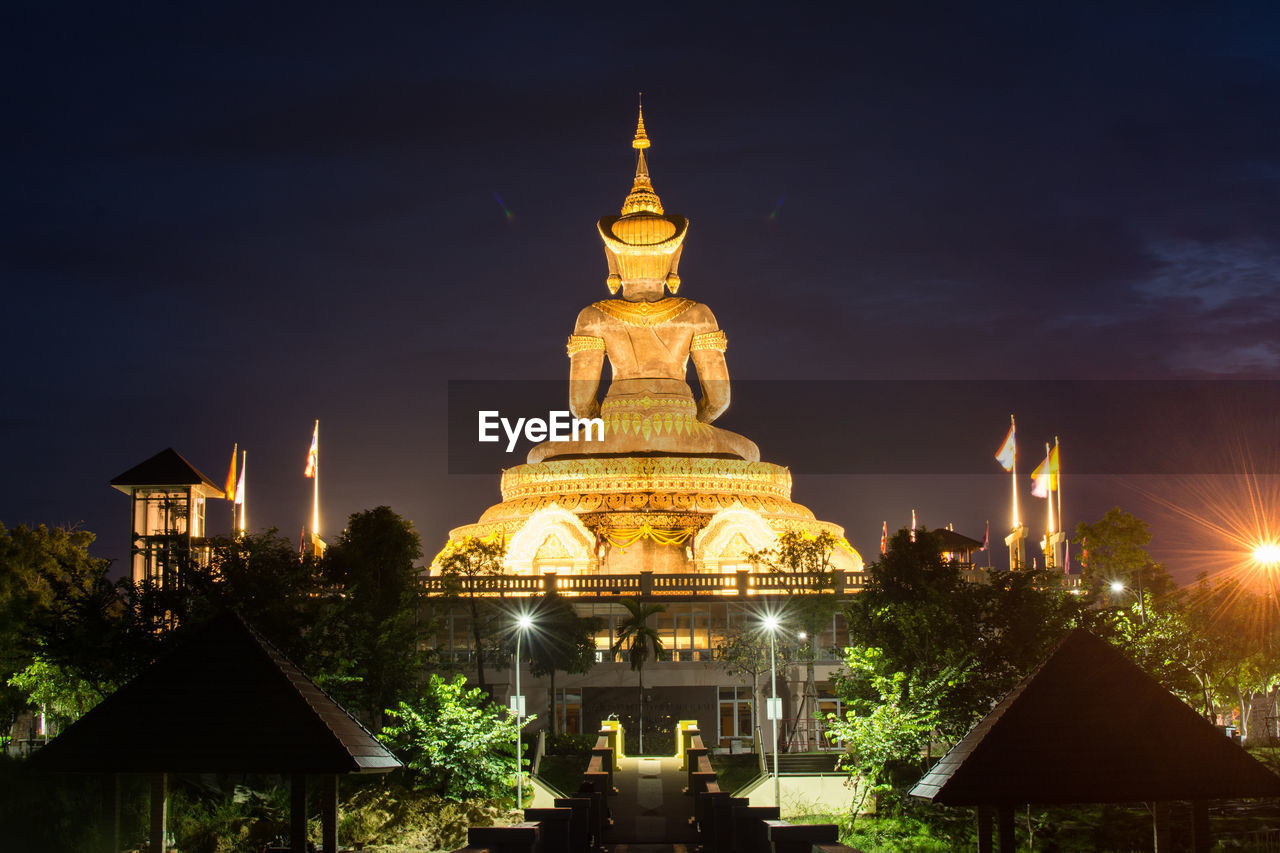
[606,756,697,848]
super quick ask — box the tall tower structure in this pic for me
[110,447,224,588]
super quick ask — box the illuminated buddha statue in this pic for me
[528,109,759,465]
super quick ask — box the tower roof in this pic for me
[30,612,400,774]
[110,447,224,497]
[911,629,1280,805]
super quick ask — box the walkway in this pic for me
[606,755,697,849]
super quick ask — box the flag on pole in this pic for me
[225,443,238,501]
[235,451,246,506]
[1030,444,1060,498]
[910,509,917,541]
[981,520,989,551]
[995,423,1016,472]
[880,521,888,555]
[304,422,318,478]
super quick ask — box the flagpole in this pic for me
[1054,436,1064,570]
[239,450,247,535]
[312,419,320,542]
[1009,415,1019,531]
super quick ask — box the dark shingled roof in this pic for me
[911,629,1280,805]
[110,447,224,496]
[31,613,400,774]
[933,528,984,553]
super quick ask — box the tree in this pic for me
[748,531,842,750]
[1074,507,1175,601]
[0,522,114,735]
[611,598,666,755]
[437,536,507,695]
[7,655,107,734]
[520,594,601,735]
[847,527,1080,743]
[320,507,426,728]
[828,645,944,820]
[380,673,529,801]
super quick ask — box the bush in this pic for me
[544,732,596,757]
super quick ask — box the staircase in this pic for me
[768,752,843,774]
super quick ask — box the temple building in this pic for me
[426,110,864,748]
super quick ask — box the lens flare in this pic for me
[1254,543,1280,568]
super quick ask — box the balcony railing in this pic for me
[421,564,1084,599]
[422,569,866,599]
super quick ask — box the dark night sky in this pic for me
[4,2,1280,582]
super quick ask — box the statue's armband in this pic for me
[690,329,728,353]
[566,334,606,357]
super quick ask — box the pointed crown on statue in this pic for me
[597,104,688,294]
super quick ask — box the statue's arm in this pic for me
[567,308,605,420]
[689,306,730,422]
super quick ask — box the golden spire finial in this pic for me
[622,97,663,215]
[633,95,650,150]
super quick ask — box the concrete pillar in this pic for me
[976,805,994,853]
[290,773,307,853]
[552,797,591,853]
[149,772,167,853]
[765,819,839,852]
[1191,799,1210,853]
[997,805,1015,853]
[1153,801,1173,852]
[321,774,339,853]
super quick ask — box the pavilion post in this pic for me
[149,772,168,853]
[1152,800,1172,851]
[321,774,339,853]
[103,772,121,853]
[975,805,994,853]
[996,805,1015,853]
[291,773,308,852]
[1190,800,1210,853]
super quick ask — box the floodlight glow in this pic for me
[763,616,779,632]
[1110,581,1125,594]
[798,631,807,641]
[1254,543,1280,568]
[517,614,533,630]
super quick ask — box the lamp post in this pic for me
[513,614,532,807]
[764,615,781,809]
[1110,580,1146,624]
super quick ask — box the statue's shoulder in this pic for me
[574,303,610,335]
[682,301,720,331]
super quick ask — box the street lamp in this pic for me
[513,613,533,806]
[1110,581,1146,624]
[763,615,781,809]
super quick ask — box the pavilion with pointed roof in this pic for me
[32,612,400,853]
[911,629,1280,852]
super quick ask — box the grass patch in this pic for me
[535,754,590,796]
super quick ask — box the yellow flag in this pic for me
[225,443,238,500]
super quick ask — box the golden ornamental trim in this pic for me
[499,457,793,502]
[592,297,694,327]
[566,334,606,356]
[690,329,727,353]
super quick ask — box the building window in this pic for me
[558,689,582,734]
[718,686,754,750]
